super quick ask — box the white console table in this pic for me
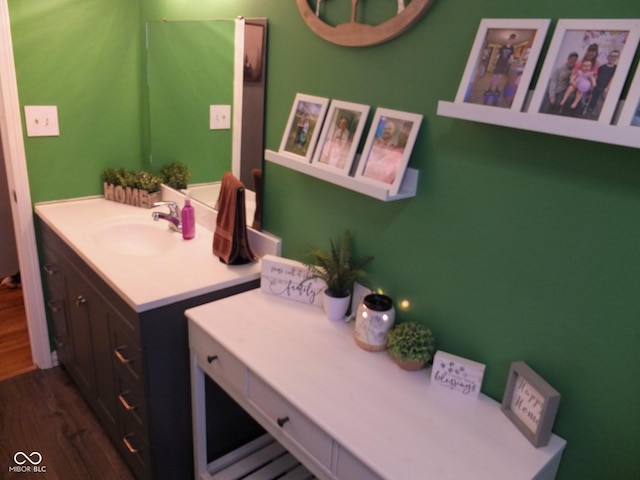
[187,290,566,480]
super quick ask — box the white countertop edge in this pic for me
[35,197,264,313]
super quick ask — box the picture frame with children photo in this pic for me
[530,19,640,124]
[355,108,422,197]
[455,18,550,112]
[279,93,329,162]
[312,100,370,176]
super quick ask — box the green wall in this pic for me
[9,1,640,479]
[9,0,143,203]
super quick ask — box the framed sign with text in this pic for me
[260,255,325,307]
[501,361,561,448]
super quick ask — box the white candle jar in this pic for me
[354,294,395,351]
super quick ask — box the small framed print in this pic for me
[501,361,561,448]
[455,18,550,111]
[312,100,370,175]
[617,66,640,126]
[355,108,422,196]
[279,93,329,162]
[530,19,640,123]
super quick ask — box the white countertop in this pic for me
[186,289,566,480]
[35,197,263,312]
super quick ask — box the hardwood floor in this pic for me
[0,367,136,479]
[0,286,36,381]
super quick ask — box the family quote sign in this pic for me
[260,255,325,307]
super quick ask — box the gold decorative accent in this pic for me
[296,0,436,47]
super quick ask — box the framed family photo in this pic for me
[501,361,561,448]
[279,93,329,162]
[312,100,370,175]
[617,65,640,126]
[355,108,422,196]
[530,19,640,124]
[455,18,550,111]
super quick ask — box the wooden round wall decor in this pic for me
[296,0,436,47]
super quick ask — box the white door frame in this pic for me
[0,0,52,369]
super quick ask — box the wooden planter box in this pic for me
[103,183,161,209]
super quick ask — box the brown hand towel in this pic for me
[213,172,256,265]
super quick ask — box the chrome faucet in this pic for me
[152,201,182,233]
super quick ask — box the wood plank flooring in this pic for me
[0,286,36,381]
[0,366,136,479]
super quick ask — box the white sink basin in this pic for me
[91,217,180,256]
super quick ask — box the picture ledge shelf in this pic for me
[437,98,640,150]
[265,149,418,202]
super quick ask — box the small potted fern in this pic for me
[306,230,373,321]
[387,322,436,371]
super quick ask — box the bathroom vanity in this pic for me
[36,197,279,480]
[187,290,566,480]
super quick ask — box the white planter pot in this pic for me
[322,290,351,321]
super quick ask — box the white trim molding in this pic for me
[0,0,51,369]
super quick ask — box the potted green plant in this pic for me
[160,162,191,190]
[306,230,373,321]
[102,168,162,208]
[387,322,436,371]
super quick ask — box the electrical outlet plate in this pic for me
[209,105,231,130]
[24,105,60,137]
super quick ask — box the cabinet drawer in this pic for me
[248,373,333,470]
[118,428,151,480]
[190,325,246,394]
[115,370,148,434]
[111,320,144,384]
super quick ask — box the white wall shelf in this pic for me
[265,149,418,202]
[437,100,640,150]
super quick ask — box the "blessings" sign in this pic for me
[430,351,486,399]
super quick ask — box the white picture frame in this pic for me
[529,19,640,124]
[311,100,370,175]
[454,18,550,111]
[617,65,640,126]
[279,93,329,162]
[355,108,422,196]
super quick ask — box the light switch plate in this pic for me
[209,105,231,130]
[24,105,60,137]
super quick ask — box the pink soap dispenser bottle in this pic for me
[181,193,195,240]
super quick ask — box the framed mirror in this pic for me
[147,18,267,229]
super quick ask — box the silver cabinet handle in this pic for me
[74,295,87,307]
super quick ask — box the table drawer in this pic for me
[248,373,333,470]
[191,325,246,394]
[336,445,380,480]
